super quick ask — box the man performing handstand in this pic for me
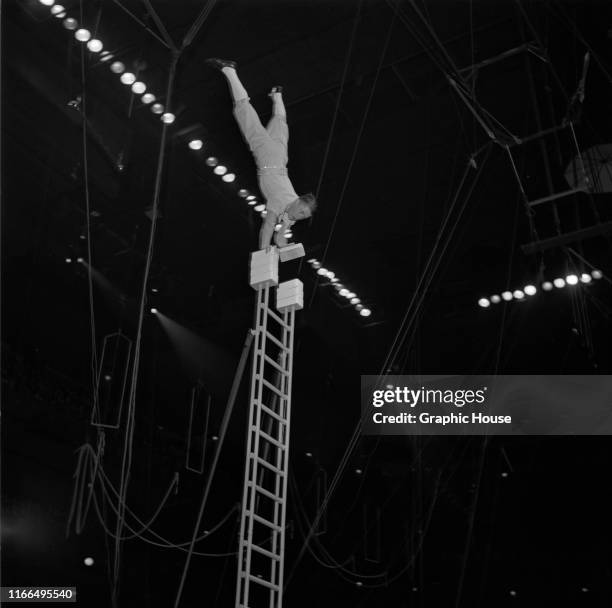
[206,58,317,250]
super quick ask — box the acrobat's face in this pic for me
[288,201,311,221]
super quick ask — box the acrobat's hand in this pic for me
[274,234,288,248]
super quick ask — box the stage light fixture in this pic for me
[355,304,364,311]
[307,258,317,263]
[131,81,146,94]
[110,61,125,74]
[566,274,578,285]
[513,290,524,299]
[141,93,155,104]
[151,103,164,114]
[592,269,603,280]
[311,262,321,269]
[87,39,103,53]
[360,308,372,317]
[188,139,203,150]
[222,173,236,182]
[326,271,335,279]
[524,285,537,296]
[161,112,175,124]
[99,51,113,62]
[248,199,257,206]
[75,29,92,42]
[150,308,158,314]
[254,204,265,212]
[213,165,227,175]
[334,283,343,290]
[553,278,565,288]
[316,268,327,275]
[490,294,501,304]
[55,10,66,17]
[83,557,94,567]
[501,291,512,301]
[246,195,256,201]
[478,298,490,308]
[238,189,248,197]
[51,5,64,14]
[542,281,553,291]
[205,157,218,167]
[350,297,360,304]
[65,257,72,263]
[77,257,84,263]
[339,288,349,296]
[330,277,339,283]
[120,72,136,85]
[346,292,356,299]
[39,0,55,6]
[580,273,592,284]
[62,18,78,30]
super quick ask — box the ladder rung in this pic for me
[247,574,280,591]
[266,307,289,329]
[246,510,283,532]
[263,331,287,351]
[258,428,285,449]
[250,543,281,560]
[258,401,287,424]
[251,482,283,502]
[259,377,288,399]
[263,354,290,376]
[253,454,284,476]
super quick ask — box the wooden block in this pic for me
[279,243,305,263]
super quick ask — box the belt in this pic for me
[257,166,288,176]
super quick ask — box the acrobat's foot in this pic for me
[269,86,283,98]
[205,58,237,71]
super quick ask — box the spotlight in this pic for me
[334,283,344,290]
[87,39,103,53]
[254,204,265,212]
[501,291,512,301]
[246,195,256,201]
[591,269,603,280]
[524,284,537,296]
[213,165,227,175]
[553,278,565,288]
[326,271,335,279]
[542,281,553,291]
[62,17,78,30]
[104,374,112,381]
[580,273,592,284]
[50,5,64,14]
[65,257,72,263]
[513,290,525,300]
[238,189,248,197]
[330,278,339,283]
[565,274,579,285]
[205,157,218,167]
[161,112,175,124]
[77,257,84,263]
[317,268,327,276]
[99,51,113,62]
[355,468,363,475]
[150,308,158,314]
[350,297,360,304]
[188,139,203,150]
[305,452,312,458]
[355,304,364,311]
[478,298,490,308]
[39,0,55,6]
[131,81,146,94]
[311,262,321,269]
[55,11,66,18]
[346,292,356,299]
[356,581,363,587]
[360,308,372,317]
[339,288,349,296]
[110,61,125,74]
[141,93,156,104]
[151,103,164,114]
[75,29,92,42]
[222,173,236,182]
[83,557,94,567]
[120,72,136,85]
[247,199,257,206]
[490,294,501,304]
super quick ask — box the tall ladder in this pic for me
[235,280,297,608]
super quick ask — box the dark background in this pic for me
[3,1,612,606]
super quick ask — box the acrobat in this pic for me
[206,59,317,250]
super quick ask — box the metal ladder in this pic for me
[235,283,295,608]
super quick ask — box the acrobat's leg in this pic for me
[265,87,289,152]
[269,86,286,119]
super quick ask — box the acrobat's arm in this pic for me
[259,211,278,250]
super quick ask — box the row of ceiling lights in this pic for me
[41,0,268,224]
[41,0,174,123]
[478,270,604,308]
[307,259,372,317]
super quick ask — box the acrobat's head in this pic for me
[289,193,317,221]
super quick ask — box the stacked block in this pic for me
[279,243,305,263]
[277,279,304,312]
[249,248,279,289]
